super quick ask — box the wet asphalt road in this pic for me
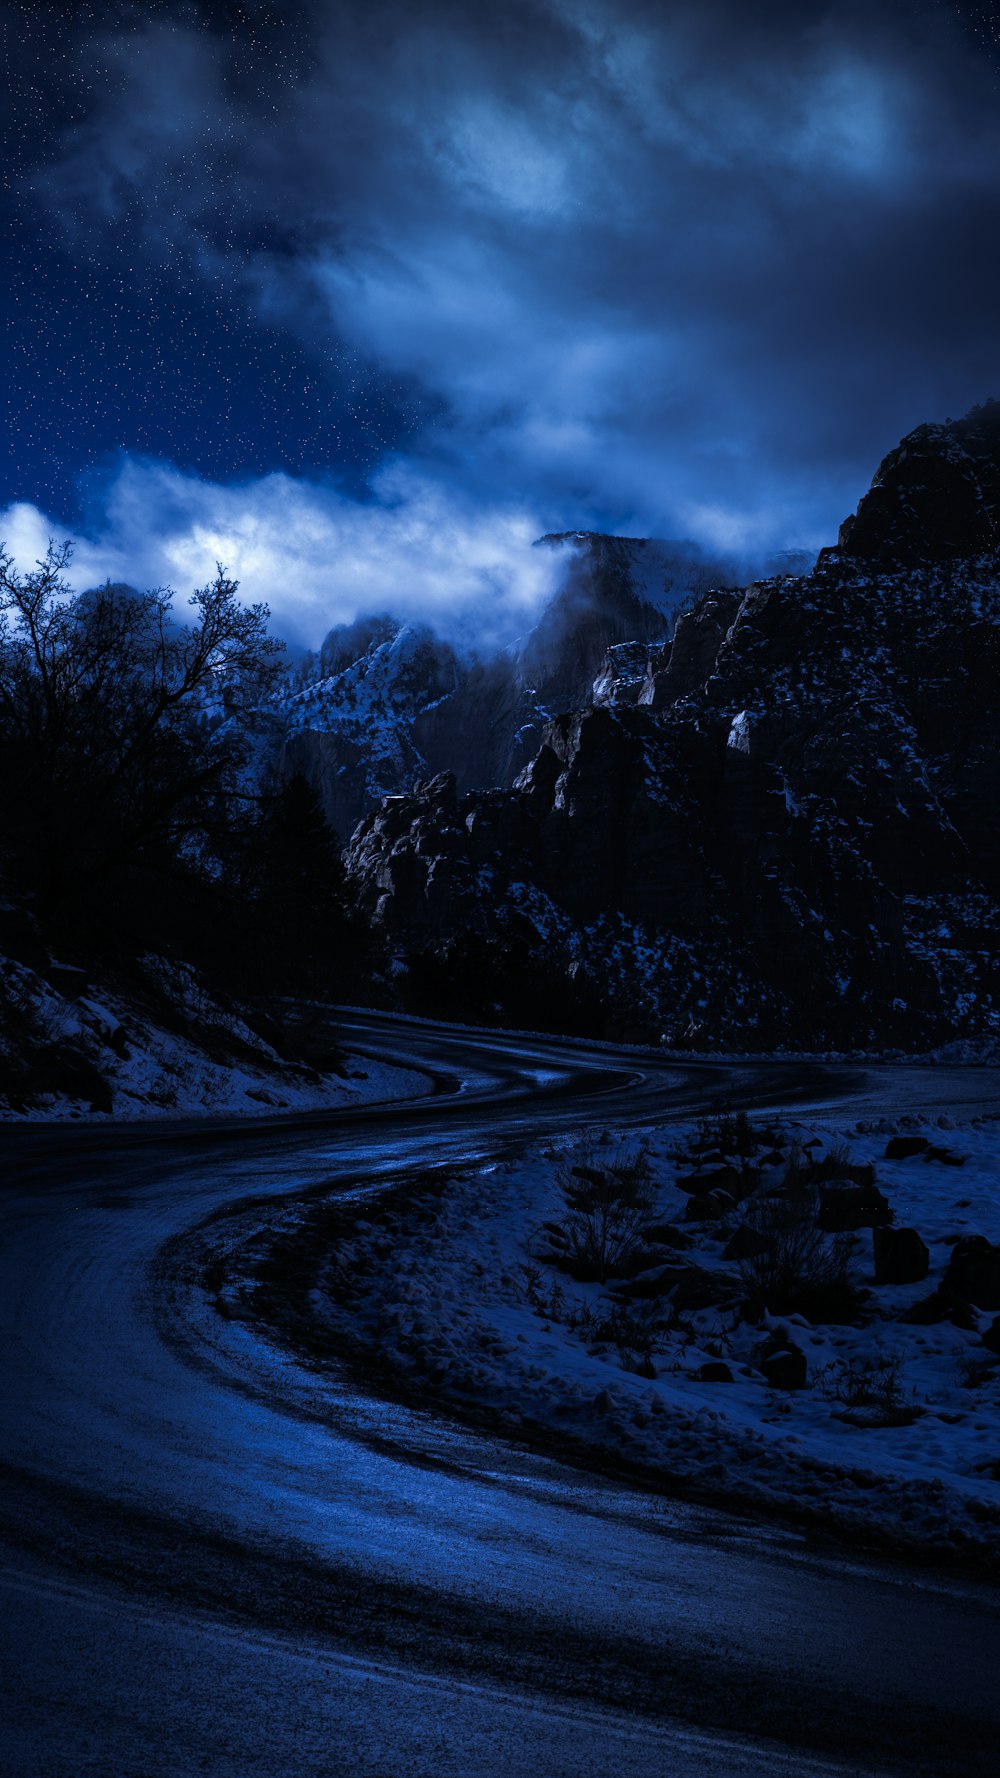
[1,1011,999,1777]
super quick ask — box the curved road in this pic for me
[1,1011,999,1777]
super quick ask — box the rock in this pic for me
[675,1165,741,1196]
[884,1135,929,1159]
[640,589,743,709]
[872,1225,930,1286]
[614,1263,691,1301]
[818,1181,893,1233]
[640,1222,694,1250]
[341,399,1000,1054]
[668,1266,740,1312]
[592,641,660,708]
[697,1360,734,1383]
[810,1156,876,1188]
[685,1189,736,1223]
[723,1223,771,1262]
[761,1344,808,1390]
[902,1287,979,1331]
[982,1317,1000,1356]
[835,402,1000,565]
[945,1237,1000,1311]
[924,1145,964,1167]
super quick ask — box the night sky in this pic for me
[3,1,999,641]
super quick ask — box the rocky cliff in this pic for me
[278,534,742,838]
[344,406,1000,1050]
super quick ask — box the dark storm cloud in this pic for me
[6,0,1000,635]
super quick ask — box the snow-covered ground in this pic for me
[310,1110,1000,1563]
[0,953,428,1121]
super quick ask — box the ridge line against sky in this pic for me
[3,0,999,641]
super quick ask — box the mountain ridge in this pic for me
[342,404,1000,1048]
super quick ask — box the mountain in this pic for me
[280,620,463,842]
[277,534,748,839]
[343,404,1000,1050]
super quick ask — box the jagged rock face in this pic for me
[344,437,1000,1048]
[280,532,723,838]
[514,534,673,711]
[592,641,659,707]
[346,771,483,939]
[837,401,1000,565]
[414,536,686,789]
[639,589,744,709]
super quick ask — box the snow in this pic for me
[727,710,752,754]
[0,953,429,1122]
[311,1111,1000,1563]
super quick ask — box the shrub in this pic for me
[819,1350,920,1426]
[696,1104,760,1158]
[546,1141,658,1283]
[736,1181,861,1322]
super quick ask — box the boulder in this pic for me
[697,1360,734,1383]
[675,1165,741,1196]
[902,1287,979,1330]
[723,1223,771,1262]
[685,1189,736,1223]
[883,1135,929,1159]
[613,1263,690,1301]
[761,1344,808,1390]
[669,1266,739,1312]
[872,1225,930,1286]
[945,1237,1000,1311]
[982,1317,1000,1356]
[640,1222,694,1251]
[818,1180,893,1233]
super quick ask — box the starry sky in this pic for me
[3,1,999,642]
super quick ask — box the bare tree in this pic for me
[0,541,281,906]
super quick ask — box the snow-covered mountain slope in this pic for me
[343,404,1000,1051]
[281,623,462,842]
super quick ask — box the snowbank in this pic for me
[307,1112,1000,1565]
[0,953,428,1120]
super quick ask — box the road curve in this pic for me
[1,1012,999,1778]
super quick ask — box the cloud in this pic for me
[0,460,569,650]
[17,1,1000,565]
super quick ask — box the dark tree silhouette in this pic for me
[247,774,368,991]
[0,541,280,911]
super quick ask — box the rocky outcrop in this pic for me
[278,533,738,838]
[346,771,483,940]
[639,589,743,709]
[835,400,1000,565]
[592,641,660,707]
[343,401,1000,1050]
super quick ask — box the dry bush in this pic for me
[819,1350,919,1426]
[737,1181,860,1322]
[546,1141,658,1283]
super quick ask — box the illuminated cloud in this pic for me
[0,461,569,649]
